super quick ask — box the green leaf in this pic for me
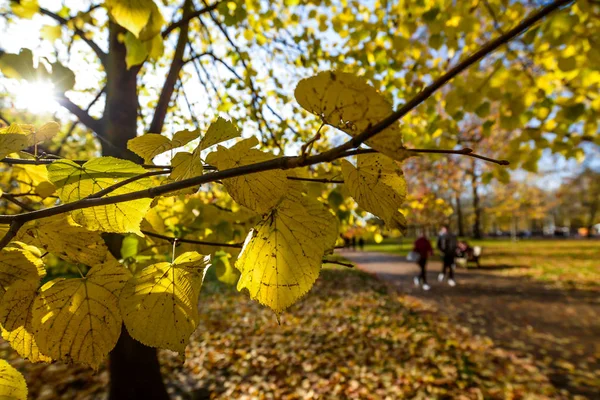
[32,261,130,369]
[295,71,410,161]
[341,154,407,232]
[120,252,210,353]
[50,62,76,92]
[0,359,28,400]
[106,0,154,38]
[124,32,148,69]
[47,157,154,235]
[0,49,47,81]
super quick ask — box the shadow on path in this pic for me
[341,250,600,398]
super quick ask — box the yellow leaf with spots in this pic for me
[127,129,200,163]
[120,252,210,353]
[206,137,287,213]
[341,153,407,232]
[295,71,410,161]
[0,359,27,400]
[47,157,153,235]
[236,193,337,313]
[18,215,114,266]
[31,262,130,369]
[0,280,51,363]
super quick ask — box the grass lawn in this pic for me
[1,264,560,399]
[364,238,600,288]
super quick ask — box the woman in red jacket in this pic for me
[413,234,434,290]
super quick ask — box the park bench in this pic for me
[455,246,482,268]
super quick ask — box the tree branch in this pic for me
[1,193,34,211]
[0,0,570,248]
[149,0,193,134]
[56,95,104,135]
[38,7,107,66]
[161,1,223,38]
[56,86,106,155]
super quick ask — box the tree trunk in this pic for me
[470,160,482,239]
[587,203,598,238]
[455,193,464,237]
[103,21,169,400]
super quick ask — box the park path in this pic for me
[341,250,600,398]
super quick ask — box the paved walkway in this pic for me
[341,251,600,398]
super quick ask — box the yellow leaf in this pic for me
[213,251,240,285]
[0,122,60,158]
[236,193,337,313]
[10,0,38,19]
[14,164,55,198]
[128,129,200,163]
[0,124,30,159]
[206,137,287,213]
[0,359,27,400]
[28,122,60,146]
[138,1,165,41]
[32,262,130,369]
[145,33,165,60]
[0,280,51,363]
[18,215,114,266]
[0,247,45,297]
[106,0,154,38]
[169,150,203,181]
[295,71,410,161]
[198,117,240,151]
[120,252,210,353]
[40,25,61,42]
[341,154,407,232]
[47,157,154,235]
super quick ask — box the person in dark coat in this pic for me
[437,225,458,286]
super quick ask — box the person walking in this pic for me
[437,225,458,286]
[413,234,433,290]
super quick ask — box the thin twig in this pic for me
[323,259,354,268]
[142,230,243,248]
[84,170,171,200]
[287,176,344,184]
[1,193,34,211]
